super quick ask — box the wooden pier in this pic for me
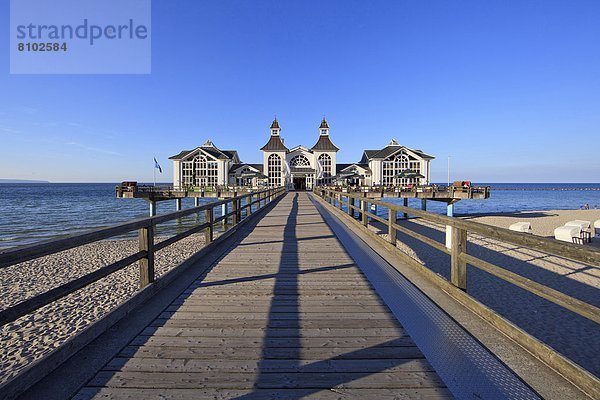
[115,183,491,216]
[1,189,598,399]
[115,185,256,201]
[76,193,450,399]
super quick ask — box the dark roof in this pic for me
[319,118,329,129]
[310,135,339,152]
[221,150,239,159]
[229,163,264,173]
[270,119,280,130]
[337,163,371,173]
[169,144,238,161]
[260,135,289,151]
[201,146,234,160]
[169,150,193,160]
[360,145,435,162]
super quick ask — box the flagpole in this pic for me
[447,156,450,187]
[154,162,156,187]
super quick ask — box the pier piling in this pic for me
[446,203,454,249]
[148,200,156,217]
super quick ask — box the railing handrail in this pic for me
[0,187,285,328]
[320,189,599,266]
[315,188,600,398]
[0,187,277,268]
[316,188,600,321]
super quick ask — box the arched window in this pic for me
[382,151,422,186]
[394,154,410,186]
[268,154,282,187]
[318,154,332,178]
[290,155,310,167]
[193,154,208,186]
[192,154,219,187]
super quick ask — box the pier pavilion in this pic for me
[169,119,434,190]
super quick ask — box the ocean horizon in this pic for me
[1,182,599,250]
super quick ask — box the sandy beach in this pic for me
[387,208,600,376]
[462,209,600,245]
[1,208,599,385]
[0,233,208,384]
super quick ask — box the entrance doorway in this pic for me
[293,176,307,191]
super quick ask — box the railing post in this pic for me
[232,196,239,225]
[138,225,154,288]
[388,208,396,246]
[348,197,354,217]
[204,208,213,244]
[451,227,467,291]
[338,193,343,210]
[361,200,368,227]
[247,194,253,216]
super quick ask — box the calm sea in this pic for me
[0,183,599,250]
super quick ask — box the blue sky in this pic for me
[1,0,599,182]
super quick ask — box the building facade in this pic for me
[170,119,434,189]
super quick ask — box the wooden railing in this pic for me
[324,184,491,197]
[0,187,285,328]
[314,187,600,397]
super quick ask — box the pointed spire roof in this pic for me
[319,118,329,129]
[270,118,280,130]
[311,135,339,152]
[261,136,288,151]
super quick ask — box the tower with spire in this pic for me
[261,118,289,187]
[311,118,339,179]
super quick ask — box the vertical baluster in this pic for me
[205,208,213,243]
[388,208,396,246]
[138,225,154,288]
[451,227,467,291]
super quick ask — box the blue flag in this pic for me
[154,157,162,173]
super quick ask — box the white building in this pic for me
[259,118,339,190]
[169,140,240,189]
[170,119,434,189]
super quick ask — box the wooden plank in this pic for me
[163,305,393,313]
[129,336,416,348]
[118,345,425,360]
[157,312,394,320]
[74,387,452,400]
[104,357,434,373]
[141,321,406,338]
[88,370,444,389]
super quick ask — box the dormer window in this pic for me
[321,129,327,135]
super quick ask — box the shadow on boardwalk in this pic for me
[80,193,448,399]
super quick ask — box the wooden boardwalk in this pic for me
[75,192,451,399]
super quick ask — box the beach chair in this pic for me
[509,222,531,233]
[564,220,592,243]
[554,226,583,244]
